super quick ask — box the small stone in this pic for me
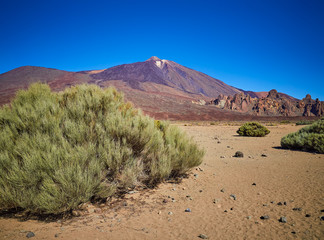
[26,232,35,238]
[199,190,203,193]
[279,216,287,223]
[291,231,296,234]
[230,207,234,211]
[94,208,102,213]
[292,207,302,211]
[220,156,225,158]
[321,209,324,212]
[247,216,252,220]
[227,146,231,148]
[305,214,311,217]
[87,208,95,214]
[185,208,191,212]
[260,215,270,220]
[194,174,199,178]
[263,204,268,207]
[270,201,275,204]
[123,202,128,206]
[198,233,208,239]
[172,199,176,203]
[248,155,252,158]
[54,233,59,238]
[261,154,267,157]
[213,199,220,204]
[163,199,168,203]
[128,190,137,194]
[217,141,221,144]
[158,211,161,215]
[224,210,228,213]
[320,216,324,221]
[220,188,225,193]
[233,151,243,158]
[171,188,176,191]
[230,194,236,200]
[284,201,287,205]
[182,187,186,190]
[72,210,80,217]
[252,183,256,186]
[168,212,173,215]
[277,202,283,206]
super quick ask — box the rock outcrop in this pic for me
[208,89,324,117]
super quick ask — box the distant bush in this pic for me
[281,118,324,153]
[280,120,291,124]
[0,83,204,215]
[295,120,315,126]
[237,122,270,137]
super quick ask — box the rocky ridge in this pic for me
[208,89,323,117]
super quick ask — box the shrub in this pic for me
[236,122,270,137]
[281,118,324,153]
[295,120,315,126]
[0,83,204,214]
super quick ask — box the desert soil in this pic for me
[0,124,323,240]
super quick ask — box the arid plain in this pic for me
[0,123,323,240]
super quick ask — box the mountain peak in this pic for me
[146,56,161,61]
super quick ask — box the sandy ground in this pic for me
[0,124,323,240]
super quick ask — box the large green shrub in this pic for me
[236,122,270,137]
[0,83,204,214]
[281,118,324,153]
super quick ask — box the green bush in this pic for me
[0,83,204,214]
[295,120,315,126]
[237,122,270,137]
[281,118,324,153]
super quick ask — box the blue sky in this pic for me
[1,0,323,100]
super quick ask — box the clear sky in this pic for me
[1,0,323,100]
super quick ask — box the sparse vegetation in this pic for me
[0,83,204,215]
[281,118,324,153]
[295,120,315,126]
[237,122,270,137]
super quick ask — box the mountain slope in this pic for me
[90,56,241,97]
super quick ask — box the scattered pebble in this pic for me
[128,190,137,194]
[263,204,268,207]
[54,233,59,238]
[123,202,128,206]
[233,151,244,158]
[220,156,225,158]
[168,212,173,215]
[171,188,176,191]
[72,210,80,217]
[213,199,220,204]
[158,211,161,215]
[260,215,270,220]
[194,174,199,178]
[321,209,324,212]
[230,207,234,211]
[230,194,236,200]
[277,202,283,206]
[247,216,252,220]
[185,208,191,212]
[220,188,225,193]
[163,199,168,203]
[279,216,287,223]
[198,234,208,239]
[26,232,35,238]
[252,183,256,186]
[227,146,231,148]
[199,190,203,193]
[292,207,302,211]
[305,214,311,218]
[291,231,296,234]
[224,210,228,213]
[261,154,267,157]
[270,201,275,204]
[320,216,324,221]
